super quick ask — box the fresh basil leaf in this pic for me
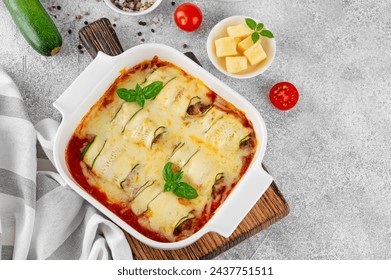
[260,29,274,38]
[251,31,260,43]
[173,182,198,200]
[136,94,145,108]
[245,18,257,30]
[117,88,129,97]
[143,81,164,99]
[163,162,174,182]
[164,182,173,192]
[256,23,264,31]
[117,88,137,102]
[173,170,183,182]
[135,83,142,94]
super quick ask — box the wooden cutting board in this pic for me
[79,18,290,260]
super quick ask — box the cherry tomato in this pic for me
[269,82,299,111]
[174,3,203,32]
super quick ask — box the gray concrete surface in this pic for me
[1,0,390,259]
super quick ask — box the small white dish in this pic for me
[103,0,162,16]
[207,15,276,79]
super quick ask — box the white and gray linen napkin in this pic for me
[0,67,132,260]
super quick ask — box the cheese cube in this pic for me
[244,43,267,66]
[215,37,238,57]
[234,37,242,44]
[226,56,248,74]
[227,24,253,39]
[237,36,254,52]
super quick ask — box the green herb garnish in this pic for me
[117,81,163,108]
[245,18,274,43]
[162,162,198,200]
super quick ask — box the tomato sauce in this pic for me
[66,135,169,242]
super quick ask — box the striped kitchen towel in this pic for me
[0,67,132,260]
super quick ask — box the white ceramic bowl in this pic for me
[207,15,276,79]
[53,44,272,250]
[103,0,162,16]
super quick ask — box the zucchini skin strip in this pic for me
[134,180,156,199]
[81,136,95,160]
[111,102,125,122]
[91,139,107,170]
[205,116,223,133]
[141,191,162,214]
[163,76,177,88]
[169,142,185,160]
[140,68,158,85]
[182,149,199,169]
[201,105,214,116]
[121,108,143,133]
[120,164,140,189]
[150,126,167,149]
[185,96,201,117]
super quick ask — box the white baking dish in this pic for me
[53,43,272,250]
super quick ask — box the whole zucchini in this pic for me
[3,0,62,56]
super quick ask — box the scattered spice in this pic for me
[77,45,83,50]
[110,0,156,12]
[84,21,88,25]
[113,23,117,27]
[171,1,176,5]
[151,29,155,33]
[57,6,61,10]
[152,17,159,24]
[137,32,143,36]
[75,15,82,20]
[139,21,147,26]
[141,38,145,42]
[183,44,188,48]
[68,29,72,34]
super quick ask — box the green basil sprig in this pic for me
[163,162,198,200]
[117,81,163,108]
[245,18,274,43]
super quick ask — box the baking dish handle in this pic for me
[53,52,113,118]
[208,164,273,237]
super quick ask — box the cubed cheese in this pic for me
[244,43,267,66]
[234,37,242,44]
[215,37,238,57]
[226,56,248,74]
[237,36,254,52]
[227,24,253,39]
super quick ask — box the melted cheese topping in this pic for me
[70,58,256,241]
